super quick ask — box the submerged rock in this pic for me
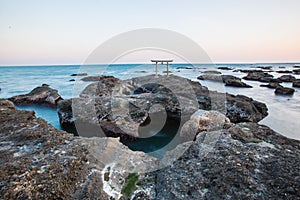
[233,69,263,73]
[81,75,117,82]
[70,73,88,76]
[276,70,293,74]
[224,78,252,88]
[243,71,274,83]
[8,84,63,106]
[292,79,300,88]
[197,74,252,88]
[257,66,272,70]
[217,66,233,70]
[201,70,221,74]
[277,75,296,82]
[176,66,193,70]
[260,82,282,89]
[275,87,295,95]
[293,69,300,75]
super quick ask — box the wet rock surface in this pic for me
[0,99,157,199]
[142,122,300,199]
[8,84,63,106]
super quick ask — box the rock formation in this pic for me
[58,75,267,142]
[8,84,63,106]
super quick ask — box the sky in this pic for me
[0,0,300,65]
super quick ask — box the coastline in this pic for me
[1,63,299,140]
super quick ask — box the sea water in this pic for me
[0,63,299,142]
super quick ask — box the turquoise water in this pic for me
[15,105,61,130]
[1,63,300,141]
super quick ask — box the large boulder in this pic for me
[180,110,230,142]
[8,84,63,106]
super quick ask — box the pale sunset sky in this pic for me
[0,0,300,65]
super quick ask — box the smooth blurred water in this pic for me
[0,63,299,140]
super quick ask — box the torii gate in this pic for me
[151,59,173,77]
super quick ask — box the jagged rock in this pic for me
[260,82,282,89]
[71,73,88,76]
[243,72,274,82]
[277,75,296,82]
[275,87,295,95]
[8,84,63,106]
[69,79,75,82]
[142,122,300,199]
[292,79,300,88]
[217,67,233,70]
[0,99,157,199]
[225,94,268,123]
[276,70,293,74]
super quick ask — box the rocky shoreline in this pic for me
[1,74,300,199]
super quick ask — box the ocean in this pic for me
[0,63,299,141]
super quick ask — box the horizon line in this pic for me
[1,61,300,67]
